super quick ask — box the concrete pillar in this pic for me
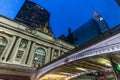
[44,47,51,64]
[51,48,54,61]
[27,42,36,66]
[8,37,22,63]
[58,50,61,57]
[21,40,32,64]
[0,36,17,62]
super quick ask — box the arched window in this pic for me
[0,36,7,57]
[19,39,28,48]
[33,48,46,67]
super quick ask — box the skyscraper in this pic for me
[15,0,54,36]
[62,11,110,46]
[93,10,110,34]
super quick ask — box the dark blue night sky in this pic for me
[0,0,120,37]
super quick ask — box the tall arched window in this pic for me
[33,48,46,67]
[0,36,7,57]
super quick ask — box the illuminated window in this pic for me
[33,48,46,67]
[19,39,28,48]
[0,36,7,57]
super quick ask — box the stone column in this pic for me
[8,37,22,63]
[51,48,54,61]
[1,36,17,62]
[27,42,36,66]
[44,47,51,64]
[21,40,32,64]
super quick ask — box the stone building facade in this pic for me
[0,15,75,80]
